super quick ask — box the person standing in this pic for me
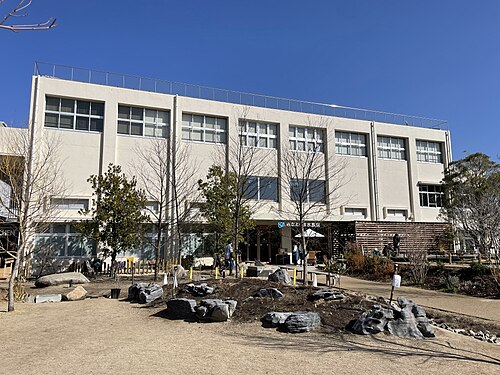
[224,241,233,274]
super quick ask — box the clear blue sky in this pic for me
[2,0,499,160]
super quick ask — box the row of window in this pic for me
[43,96,443,163]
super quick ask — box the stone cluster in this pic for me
[166,298,237,322]
[254,288,284,299]
[308,290,345,302]
[128,283,164,304]
[352,296,435,339]
[434,322,500,345]
[262,311,321,333]
[186,283,214,297]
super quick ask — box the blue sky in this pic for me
[1,0,499,159]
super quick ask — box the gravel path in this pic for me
[1,298,499,375]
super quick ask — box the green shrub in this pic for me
[469,261,488,277]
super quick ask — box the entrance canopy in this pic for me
[294,228,325,238]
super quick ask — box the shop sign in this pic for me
[277,221,321,229]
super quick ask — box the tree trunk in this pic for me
[110,251,117,279]
[153,226,162,282]
[301,224,308,286]
[7,245,23,312]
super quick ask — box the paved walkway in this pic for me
[283,265,500,322]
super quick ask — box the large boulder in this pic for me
[261,312,293,328]
[283,312,321,333]
[195,299,237,322]
[166,298,197,320]
[62,286,88,301]
[255,288,284,299]
[309,290,345,301]
[139,284,164,304]
[186,283,214,297]
[351,305,394,335]
[128,283,148,302]
[351,297,435,339]
[35,272,89,288]
[35,294,62,303]
[268,269,291,284]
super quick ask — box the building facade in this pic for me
[1,63,452,267]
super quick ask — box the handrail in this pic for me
[34,62,448,130]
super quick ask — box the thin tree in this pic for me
[0,129,64,312]
[0,0,56,32]
[280,117,347,285]
[78,164,149,278]
[132,138,199,280]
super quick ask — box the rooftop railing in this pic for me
[34,62,447,129]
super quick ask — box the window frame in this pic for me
[290,178,326,203]
[239,120,278,149]
[44,96,104,132]
[377,136,406,160]
[418,184,444,208]
[182,113,227,144]
[117,105,169,138]
[289,126,324,153]
[35,223,96,258]
[335,131,367,157]
[416,140,443,163]
[243,176,279,202]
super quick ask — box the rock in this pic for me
[166,298,197,320]
[351,305,394,335]
[268,269,291,284]
[35,294,62,303]
[195,299,237,322]
[127,283,148,302]
[139,284,163,304]
[309,290,345,301]
[186,283,214,297]
[283,312,321,333]
[35,272,89,288]
[261,312,293,327]
[255,288,284,299]
[62,286,88,301]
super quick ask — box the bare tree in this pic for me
[280,117,347,285]
[404,224,430,285]
[0,0,56,32]
[0,128,64,311]
[132,138,199,280]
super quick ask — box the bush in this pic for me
[365,255,394,280]
[469,261,488,277]
[441,274,460,293]
[346,253,366,273]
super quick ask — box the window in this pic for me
[145,201,160,212]
[117,105,169,138]
[34,223,96,257]
[289,126,324,152]
[243,176,279,201]
[44,96,104,132]
[419,184,443,207]
[385,209,407,218]
[51,198,89,210]
[239,120,278,149]
[344,207,367,217]
[377,136,406,160]
[182,113,227,143]
[290,179,326,203]
[335,131,367,156]
[416,140,442,163]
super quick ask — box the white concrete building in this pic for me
[1,63,452,265]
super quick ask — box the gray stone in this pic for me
[127,283,148,302]
[62,286,88,301]
[283,312,321,333]
[387,315,423,339]
[351,305,394,335]
[261,312,293,327]
[166,298,197,320]
[186,283,214,297]
[255,288,284,299]
[195,299,237,322]
[35,272,89,288]
[268,269,291,284]
[309,290,345,301]
[35,294,62,303]
[139,284,163,304]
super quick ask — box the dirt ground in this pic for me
[0,275,499,374]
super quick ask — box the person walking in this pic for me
[224,241,233,275]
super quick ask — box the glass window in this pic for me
[117,105,169,138]
[344,207,367,216]
[182,113,227,143]
[335,131,367,156]
[377,136,406,160]
[290,179,324,203]
[419,184,443,207]
[44,96,104,132]
[239,120,278,149]
[289,126,324,152]
[416,140,442,163]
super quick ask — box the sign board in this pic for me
[392,274,401,288]
[277,221,321,228]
